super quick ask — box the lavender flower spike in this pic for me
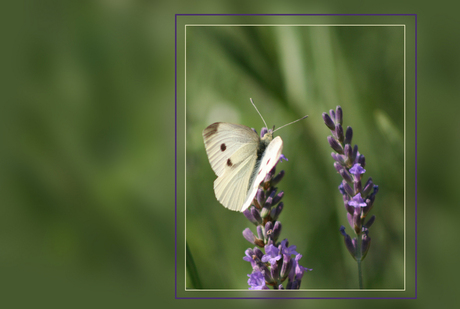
[242,126,311,290]
[323,106,379,289]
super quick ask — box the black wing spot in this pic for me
[220,143,226,151]
[227,159,233,167]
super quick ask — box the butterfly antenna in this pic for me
[250,98,268,129]
[273,115,308,133]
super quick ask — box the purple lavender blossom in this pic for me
[323,106,379,289]
[242,228,256,244]
[339,225,356,259]
[279,154,288,163]
[242,227,265,248]
[243,248,257,268]
[348,193,367,208]
[293,254,312,281]
[261,244,282,265]
[248,271,269,290]
[280,239,298,256]
[349,163,366,175]
[287,254,312,289]
[242,127,311,290]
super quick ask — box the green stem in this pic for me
[356,234,363,289]
[357,259,363,289]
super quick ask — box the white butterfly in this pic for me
[202,99,307,212]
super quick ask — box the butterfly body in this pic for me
[203,122,283,212]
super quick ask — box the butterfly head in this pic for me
[261,127,274,144]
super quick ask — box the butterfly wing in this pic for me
[240,136,283,212]
[203,122,259,177]
[203,122,260,211]
[213,145,258,211]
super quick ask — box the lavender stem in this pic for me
[357,235,363,289]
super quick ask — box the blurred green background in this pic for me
[0,1,457,308]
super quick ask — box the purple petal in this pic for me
[349,163,366,175]
[348,193,367,208]
[243,228,256,244]
[279,154,288,163]
[262,244,281,265]
[248,271,268,290]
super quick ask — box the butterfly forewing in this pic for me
[203,123,260,211]
[203,123,259,177]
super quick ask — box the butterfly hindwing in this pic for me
[240,136,283,212]
[213,146,258,211]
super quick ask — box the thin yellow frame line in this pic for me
[184,24,187,289]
